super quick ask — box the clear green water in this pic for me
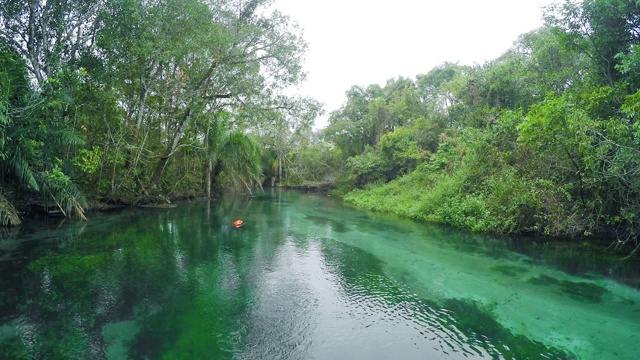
[1,190,640,359]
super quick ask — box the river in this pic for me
[1,189,639,359]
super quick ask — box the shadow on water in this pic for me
[504,236,640,291]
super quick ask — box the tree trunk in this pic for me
[204,159,212,198]
[150,58,220,187]
[151,108,192,186]
[278,156,283,185]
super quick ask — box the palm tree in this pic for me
[203,112,262,197]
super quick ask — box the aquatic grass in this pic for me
[3,192,639,359]
[527,275,609,303]
[322,237,572,359]
[490,265,529,277]
[27,253,108,293]
[442,298,571,359]
[0,335,29,360]
[130,260,251,360]
[305,215,348,233]
[557,280,608,303]
[526,274,560,286]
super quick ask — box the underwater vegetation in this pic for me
[442,298,572,359]
[527,275,609,303]
[490,265,529,277]
[305,215,348,233]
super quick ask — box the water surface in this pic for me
[1,190,639,359]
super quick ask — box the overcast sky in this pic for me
[273,0,557,128]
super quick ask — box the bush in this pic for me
[344,147,391,188]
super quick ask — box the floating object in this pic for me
[233,219,244,228]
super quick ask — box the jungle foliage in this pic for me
[0,0,319,224]
[322,0,640,249]
[2,0,640,251]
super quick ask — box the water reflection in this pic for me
[0,190,639,359]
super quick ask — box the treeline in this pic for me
[311,0,640,247]
[3,0,640,250]
[0,0,320,226]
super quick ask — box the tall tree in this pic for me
[544,0,640,89]
[0,0,104,86]
[91,0,308,191]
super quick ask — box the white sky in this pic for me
[273,0,557,128]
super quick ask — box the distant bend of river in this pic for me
[1,189,639,359]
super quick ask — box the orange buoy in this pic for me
[233,219,244,228]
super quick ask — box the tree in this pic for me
[0,0,105,86]
[324,85,382,157]
[202,111,262,196]
[0,47,87,223]
[544,0,640,89]
[72,0,310,198]
[378,126,428,176]
[248,96,322,186]
[515,27,588,97]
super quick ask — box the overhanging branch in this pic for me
[203,93,232,100]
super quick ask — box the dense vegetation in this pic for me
[0,0,319,225]
[318,0,640,250]
[2,0,640,251]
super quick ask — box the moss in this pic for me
[27,253,107,280]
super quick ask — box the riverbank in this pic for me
[7,186,306,227]
[8,183,638,260]
[339,174,640,257]
[281,181,334,193]
[9,193,206,225]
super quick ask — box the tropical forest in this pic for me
[2,0,640,359]
[2,0,640,250]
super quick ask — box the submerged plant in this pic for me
[527,275,609,303]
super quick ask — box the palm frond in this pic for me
[0,101,9,126]
[40,171,87,221]
[50,127,86,147]
[0,191,21,227]
[220,131,263,189]
[10,148,39,190]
